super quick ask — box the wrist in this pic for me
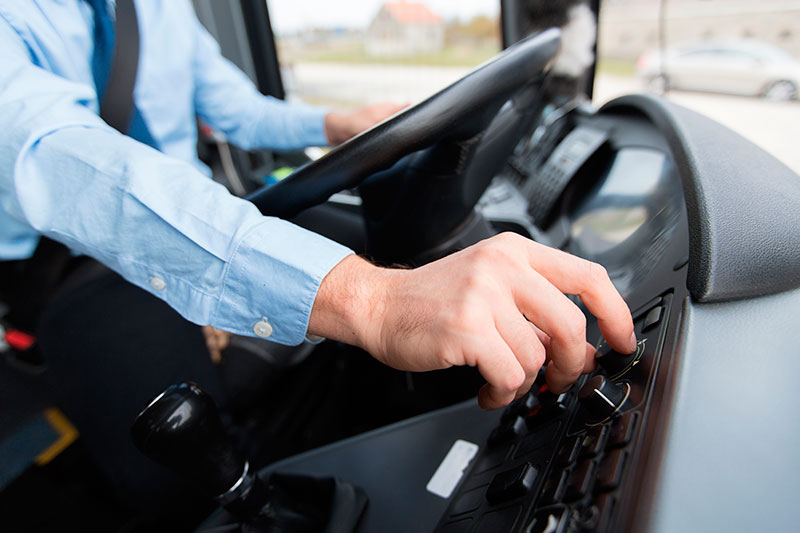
[324,112,350,146]
[308,254,392,352]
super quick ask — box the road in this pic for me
[288,62,800,174]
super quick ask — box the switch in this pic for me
[485,462,538,504]
[642,306,663,332]
[607,412,638,448]
[579,425,609,458]
[596,449,627,491]
[566,459,596,501]
[488,415,526,447]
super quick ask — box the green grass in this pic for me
[596,58,637,77]
[286,42,500,68]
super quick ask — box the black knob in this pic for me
[579,375,629,421]
[594,339,641,380]
[131,382,245,497]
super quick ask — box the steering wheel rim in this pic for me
[248,28,561,219]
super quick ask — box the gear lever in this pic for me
[131,382,268,520]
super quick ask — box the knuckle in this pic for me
[528,341,547,370]
[494,231,521,247]
[502,366,526,391]
[468,244,497,267]
[584,261,610,286]
[449,301,483,332]
[559,308,587,343]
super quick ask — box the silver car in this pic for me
[637,39,800,101]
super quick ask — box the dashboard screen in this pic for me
[566,148,684,294]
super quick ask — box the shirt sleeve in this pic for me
[189,9,330,150]
[0,16,353,345]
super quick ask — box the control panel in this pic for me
[434,293,672,532]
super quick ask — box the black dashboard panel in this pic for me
[203,97,800,532]
[427,104,693,532]
[602,95,800,302]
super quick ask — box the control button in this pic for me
[488,415,527,448]
[541,468,570,506]
[253,319,273,338]
[527,386,569,429]
[475,505,521,532]
[514,421,560,460]
[642,306,663,332]
[607,412,638,449]
[578,375,629,421]
[556,435,582,467]
[502,392,540,423]
[525,506,568,533]
[450,486,486,516]
[566,459,596,501]
[485,462,538,504]
[592,493,617,532]
[596,449,627,492]
[580,425,609,459]
[573,504,602,531]
[149,276,166,291]
[594,339,645,380]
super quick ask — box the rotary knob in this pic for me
[578,375,629,421]
[595,338,645,380]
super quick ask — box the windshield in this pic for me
[266,0,800,175]
[594,0,800,175]
[267,0,501,109]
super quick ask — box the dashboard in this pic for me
[201,95,800,532]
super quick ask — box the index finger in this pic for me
[524,242,636,354]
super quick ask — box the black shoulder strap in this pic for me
[99,0,139,134]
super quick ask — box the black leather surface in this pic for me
[602,94,800,302]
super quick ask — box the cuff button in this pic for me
[149,277,166,291]
[253,319,273,338]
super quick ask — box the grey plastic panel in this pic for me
[642,288,800,532]
[601,95,800,303]
[252,400,502,533]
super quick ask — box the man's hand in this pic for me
[308,233,636,410]
[324,102,407,145]
[202,325,231,364]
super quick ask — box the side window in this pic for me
[267,1,501,109]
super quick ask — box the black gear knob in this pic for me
[131,382,244,497]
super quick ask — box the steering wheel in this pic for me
[247,28,561,222]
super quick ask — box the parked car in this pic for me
[637,39,800,101]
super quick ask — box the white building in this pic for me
[366,2,445,58]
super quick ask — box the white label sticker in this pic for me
[426,439,479,499]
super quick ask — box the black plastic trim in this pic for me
[601,94,800,302]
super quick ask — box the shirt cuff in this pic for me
[211,217,352,345]
[290,104,329,148]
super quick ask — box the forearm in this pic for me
[190,15,329,151]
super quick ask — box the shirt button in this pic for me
[253,319,273,338]
[149,277,166,291]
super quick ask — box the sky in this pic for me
[267,0,500,33]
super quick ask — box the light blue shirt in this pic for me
[0,0,353,345]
